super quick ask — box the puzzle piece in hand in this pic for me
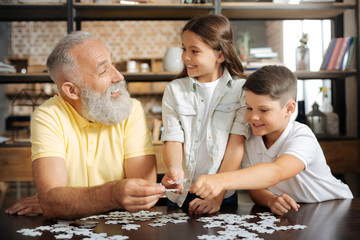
[169,178,188,185]
[165,188,178,192]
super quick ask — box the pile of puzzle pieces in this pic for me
[16,210,307,240]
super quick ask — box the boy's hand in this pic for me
[161,167,184,194]
[190,174,225,199]
[188,197,222,215]
[268,193,300,215]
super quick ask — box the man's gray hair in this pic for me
[46,31,93,85]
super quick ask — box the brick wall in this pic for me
[9,20,185,66]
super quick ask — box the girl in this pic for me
[161,14,250,214]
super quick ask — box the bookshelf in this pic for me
[0,1,359,174]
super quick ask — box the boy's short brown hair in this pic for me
[243,65,297,106]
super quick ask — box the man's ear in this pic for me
[62,82,81,100]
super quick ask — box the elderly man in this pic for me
[6,31,165,219]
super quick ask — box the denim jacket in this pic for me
[161,68,250,206]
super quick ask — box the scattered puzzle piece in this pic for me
[121,224,141,231]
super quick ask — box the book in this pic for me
[339,37,353,70]
[320,38,336,70]
[249,47,278,59]
[326,37,344,70]
[245,58,283,70]
[0,62,16,73]
[343,37,356,70]
[249,47,273,54]
[334,36,351,70]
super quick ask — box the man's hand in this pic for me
[188,197,222,215]
[190,174,225,199]
[5,194,42,216]
[116,178,166,212]
[161,167,184,194]
[267,193,300,216]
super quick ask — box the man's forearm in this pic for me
[39,181,119,219]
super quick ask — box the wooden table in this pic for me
[1,199,360,240]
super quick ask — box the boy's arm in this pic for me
[214,134,245,201]
[189,134,245,214]
[191,153,305,199]
[249,189,300,215]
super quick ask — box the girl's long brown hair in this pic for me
[176,14,246,79]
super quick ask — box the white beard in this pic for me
[81,80,132,125]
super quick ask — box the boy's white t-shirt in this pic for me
[242,120,353,202]
[192,79,220,184]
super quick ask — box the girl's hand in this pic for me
[161,167,184,193]
[268,193,300,215]
[188,197,222,215]
[190,174,225,199]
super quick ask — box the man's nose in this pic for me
[111,65,124,83]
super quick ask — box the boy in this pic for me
[190,65,353,215]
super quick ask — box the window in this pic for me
[283,20,332,114]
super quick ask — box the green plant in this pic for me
[236,31,251,61]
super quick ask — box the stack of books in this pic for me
[0,62,16,73]
[245,47,282,70]
[320,37,356,71]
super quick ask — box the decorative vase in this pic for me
[295,33,310,71]
[163,47,184,72]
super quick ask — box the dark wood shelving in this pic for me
[0,70,356,84]
[221,2,355,20]
[74,3,215,21]
[0,3,67,21]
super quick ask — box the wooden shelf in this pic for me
[0,2,354,21]
[0,73,52,84]
[0,70,357,84]
[221,2,355,20]
[0,3,67,21]
[294,70,357,79]
[74,3,215,21]
[124,72,177,82]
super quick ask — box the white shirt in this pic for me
[162,68,250,206]
[194,79,220,183]
[242,120,353,202]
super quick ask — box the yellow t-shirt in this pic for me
[30,95,154,187]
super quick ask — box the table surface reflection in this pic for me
[1,199,360,240]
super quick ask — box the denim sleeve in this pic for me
[161,84,185,143]
[230,86,250,139]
